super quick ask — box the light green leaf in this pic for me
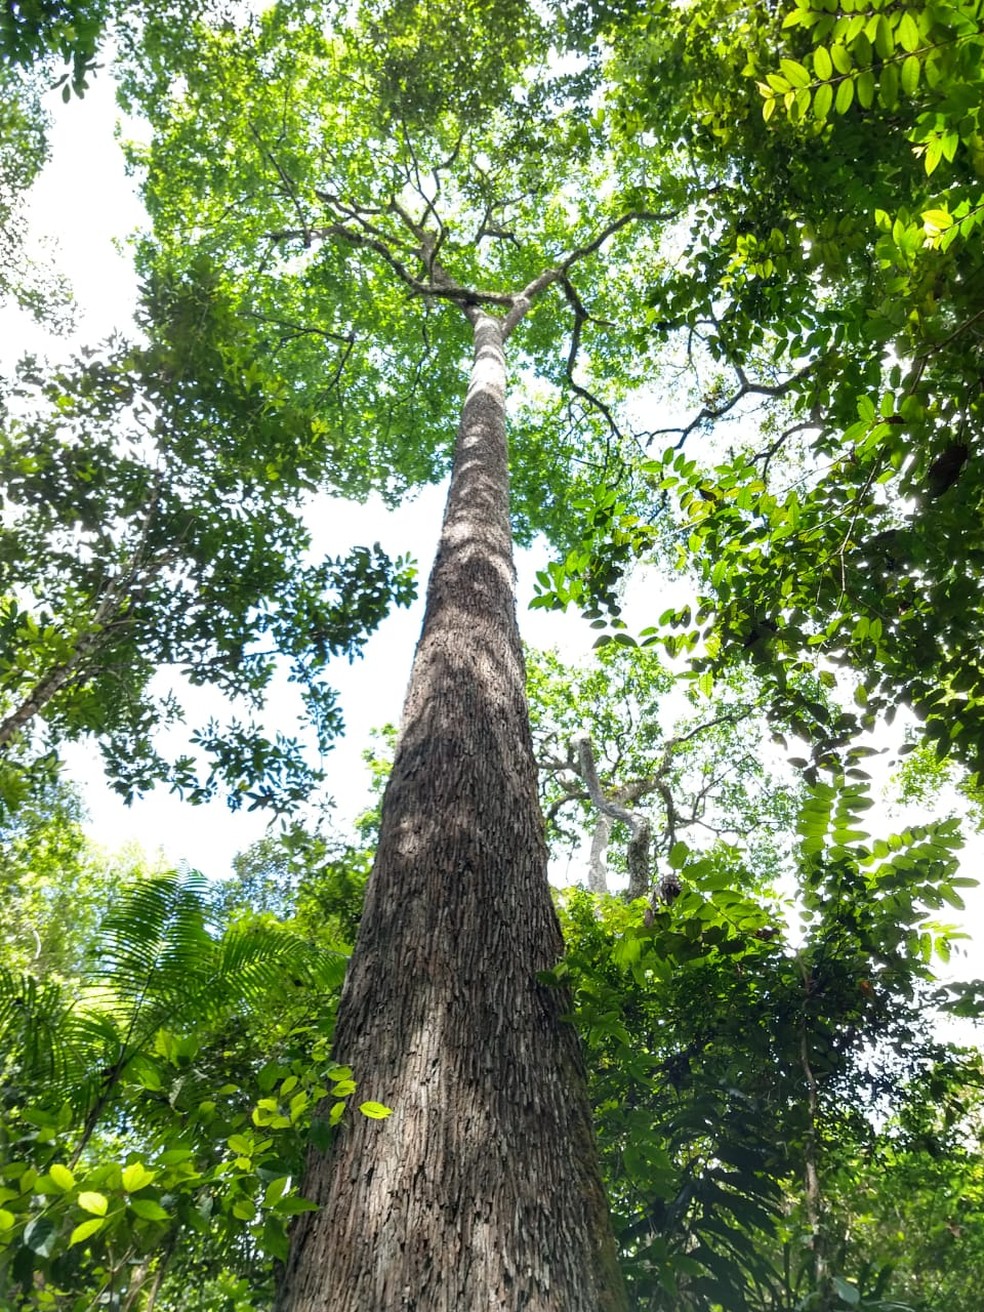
[835,76,854,112]
[922,209,953,231]
[874,14,894,58]
[813,82,833,120]
[122,1163,156,1193]
[70,1217,107,1246]
[48,1164,75,1192]
[78,1191,108,1216]
[898,10,920,52]
[901,54,920,95]
[780,58,810,88]
[359,1101,393,1120]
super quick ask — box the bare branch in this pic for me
[250,121,314,248]
[503,208,672,337]
[573,731,652,901]
[558,273,622,441]
[647,357,823,449]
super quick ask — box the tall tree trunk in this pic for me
[280,312,627,1311]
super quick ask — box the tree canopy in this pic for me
[1,0,983,1308]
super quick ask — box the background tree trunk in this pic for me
[279,312,627,1311]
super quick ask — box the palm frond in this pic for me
[217,922,347,1000]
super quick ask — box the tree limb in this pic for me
[573,731,652,901]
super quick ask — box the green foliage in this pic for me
[116,0,676,552]
[3,0,983,1305]
[0,780,139,978]
[0,338,417,811]
[214,820,374,952]
[0,0,109,97]
[0,869,368,1310]
[587,0,984,778]
[558,775,978,1310]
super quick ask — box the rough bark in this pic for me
[279,313,627,1311]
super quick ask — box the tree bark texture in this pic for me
[280,313,626,1310]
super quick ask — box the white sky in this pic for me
[3,69,981,992]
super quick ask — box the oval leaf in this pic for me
[780,58,810,88]
[78,1191,108,1217]
[264,1176,289,1208]
[359,1101,393,1120]
[122,1163,156,1193]
[48,1164,75,1192]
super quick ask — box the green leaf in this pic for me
[813,46,832,80]
[874,14,894,59]
[264,1176,290,1207]
[780,58,810,88]
[78,1191,108,1216]
[48,1163,75,1192]
[275,1195,320,1215]
[813,82,833,120]
[24,1215,57,1256]
[129,1198,169,1221]
[359,1101,393,1119]
[69,1217,107,1246]
[835,76,854,112]
[833,1276,861,1306]
[121,1163,156,1193]
[901,54,920,96]
[922,209,952,231]
[668,841,690,871]
[898,11,920,52]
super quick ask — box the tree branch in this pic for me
[573,731,652,901]
[647,357,822,449]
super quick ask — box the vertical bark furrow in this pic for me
[281,314,626,1311]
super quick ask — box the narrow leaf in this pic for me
[70,1217,107,1246]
